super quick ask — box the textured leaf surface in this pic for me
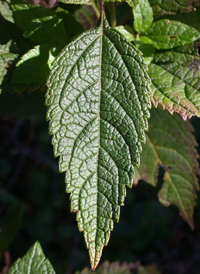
[148,0,200,15]
[133,0,153,33]
[10,44,61,93]
[46,18,151,269]
[0,42,17,91]
[148,43,200,119]
[143,19,200,49]
[134,106,200,229]
[8,242,55,274]
[11,2,68,47]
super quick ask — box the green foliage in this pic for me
[134,106,200,229]
[149,42,200,119]
[11,2,69,47]
[133,0,153,33]
[148,0,200,15]
[0,0,200,272]
[8,242,56,274]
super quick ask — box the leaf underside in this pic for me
[149,43,200,119]
[8,242,55,274]
[46,18,151,269]
[134,106,200,229]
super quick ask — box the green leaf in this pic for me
[114,25,134,42]
[8,241,56,274]
[0,0,14,22]
[10,44,61,93]
[148,42,200,119]
[134,36,155,65]
[56,8,84,40]
[0,190,23,252]
[148,0,200,15]
[0,42,17,91]
[133,0,153,33]
[143,19,200,49]
[75,261,132,274]
[134,106,200,229]
[11,2,69,47]
[46,18,151,269]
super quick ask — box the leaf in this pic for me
[0,190,23,252]
[75,261,132,274]
[133,0,153,33]
[148,0,200,15]
[114,25,134,42]
[46,17,151,269]
[10,44,61,93]
[134,36,155,65]
[134,106,200,229]
[8,241,56,274]
[0,0,14,22]
[143,19,200,50]
[0,42,17,91]
[148,42,200,119]
[11,1,69,47]
[56,8,84,40]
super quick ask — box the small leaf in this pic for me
[143,19,200,49]
[148,0,200,15]
[11,1,69,47]
[134,106,200,229]
[8,241,56,274]
[148,42,200,119]
[133,0,153,33]
[46,17,151,269]
[10,44,61,93]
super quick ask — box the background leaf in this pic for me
[134,106,200,229]
[143,19,200,49]
[11,1,69,47]
[9,44,62,93]
[148,42,200,119]
[133,0,153,33]
[8,241,56,274]
[148,0,200,15]
[46,18,151,269]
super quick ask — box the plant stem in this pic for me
[105,2,116,27]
